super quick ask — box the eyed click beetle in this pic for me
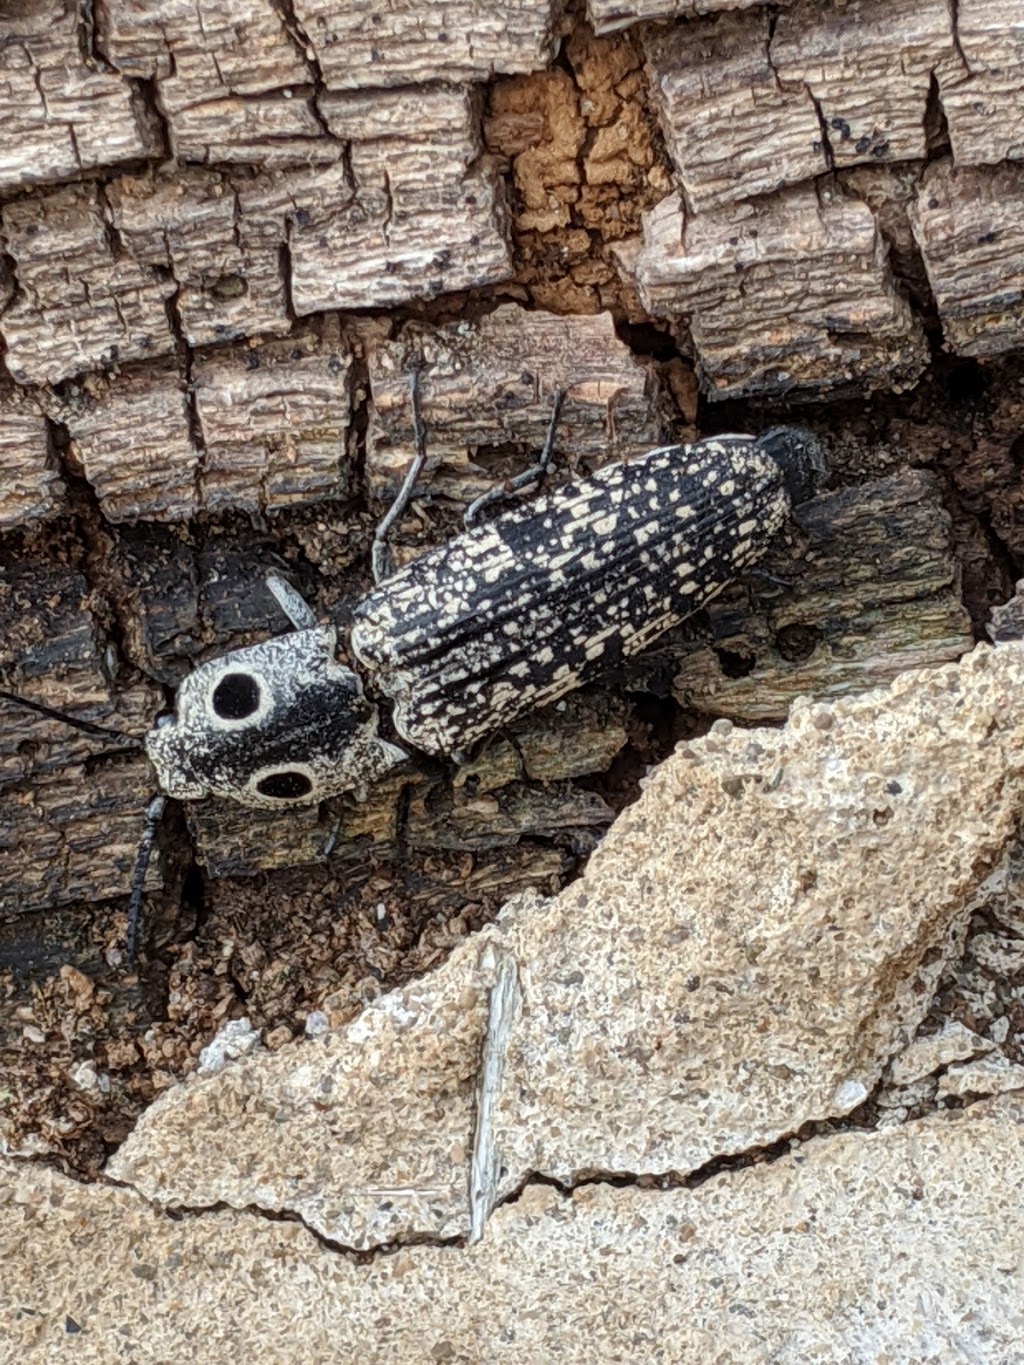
[2,379,825,962]
[145,420,824,806]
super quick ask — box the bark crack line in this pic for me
[160,282,208,516]
[948,0,972,80]
[269,0,329,96]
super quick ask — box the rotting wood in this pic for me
[43,321,355,524]
[909,160,1024,359]
[284,0,561,89]
[0,559,163,916]
[45,361,199,524]
[940,0,1024,167]
[587,0,784,35]
[642,7,827,214]
[364,307,665,506]
[771,0,960,171]
[619,188,928,401]
[104,166,299,351]
[1,186,178,388]
[0,0,159,192]
[670,468,972,721]
[0,89,513,388]
[192,319,356,517]
[97,0,322,167]
[483,29,674,317]
[0,390,61,531]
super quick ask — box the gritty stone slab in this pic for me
[887,1020,995,1088]
[6,1097,1024,1361]
[108,644,1024,1249]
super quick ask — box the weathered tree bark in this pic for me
[0,0,1022,1163]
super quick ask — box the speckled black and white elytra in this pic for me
[144,425,824,809]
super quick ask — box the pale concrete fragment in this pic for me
[109,644,1024,1248]
[937,1055,1024,1100]
[10,1100,1024,1361]
[887,1021,994,1088]
[622,188,926,399]
[911,160,1024,358]
[940,0,1024,166]
[291,0,560,89]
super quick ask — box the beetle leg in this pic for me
[265,571,318,630]
[463,388,566,529]
[124,793,168,967]
[372,366,429,585]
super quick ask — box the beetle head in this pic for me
[145,628,406,807]
[755,427,827,506]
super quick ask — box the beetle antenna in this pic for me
[372,365,430,585]
[0,688,143,748]
[125,794,167,967]
[464,388,566,529]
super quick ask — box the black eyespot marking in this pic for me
[256,770,313,800]
[212,672,261,720]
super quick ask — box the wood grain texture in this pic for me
[365,306,663,504]
[104,167,297,349]
[588,0,783,36]
[1,186,177,386]
[46,362,199,524]
[1,89,512,387]
[771,0,960,170]
[643,8,826,215]
[671,469,972,720]
[0,390,61,530]
[297,87,511,313]
[0,0,159,191]
[940,0,1024,166]
[620,188,927,401]
[192,318,355,516]
[289,0,560,88]
[910,159,1024,358]
[97,0,323,166]
[0,560,164,915]
[644,0,959,216]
